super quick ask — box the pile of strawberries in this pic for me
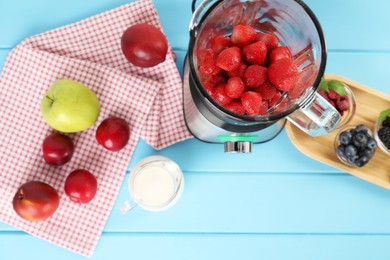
[196,24,302,116]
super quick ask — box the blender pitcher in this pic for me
[183,0,341,152]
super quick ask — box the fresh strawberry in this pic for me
[203,80,216,96]
[197,48,216,65]
[216,46,242,72]
[268,46,292,65]
[197,48,220,75]
[201,72,227,95]
[211,35,231,54]
[225,100,246,115]
[289,65,316,99]
[257,33,279,51]
[258,100,269,115]
[227,62,248,79]
[242,41,267,65]
[268,91,282,107]
[268,58,298,92]
[231,24,257,47]
[244,65,267,89]
[213,84,233,106]
[255,80,277,100]
[199,69,224,83]
[225,77,246,98]
[241,91,263,115]
[327,90,340,100]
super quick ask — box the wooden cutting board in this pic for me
[285,74,390,189]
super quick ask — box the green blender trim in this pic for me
[217,135,259,142]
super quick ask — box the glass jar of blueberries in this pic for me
[334,124,377,167]
[374,111,390,155]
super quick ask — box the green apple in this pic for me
[41,79,100,133]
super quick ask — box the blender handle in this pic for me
[191,0,197,13]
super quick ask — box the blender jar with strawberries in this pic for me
[183,0,341,152]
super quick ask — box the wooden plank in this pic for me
[2,172,390,233]
[0,0,191,49]
[326,52,390,95]
[306,0,390,51]
[1,232,390,260]
[1,0,390,52]
[85,172,390,233]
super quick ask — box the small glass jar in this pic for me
[374,114,390,155]
[334,125,377,167]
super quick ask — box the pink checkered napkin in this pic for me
[0,0,192,256]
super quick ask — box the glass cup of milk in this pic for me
[120,155,184,213]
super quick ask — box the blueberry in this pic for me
[346,156,356,165]
[339,131,352,145]
[345,145,357,157]
[337,145,346,158]
[366,138,377,150]
[353,133,367,148]
[359,149,373,159]
[356,156,369,167]
[355,124,369,134]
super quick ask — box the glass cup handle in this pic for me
[119,200,138,214]
[287,92,342,136]
[119,196,143,214]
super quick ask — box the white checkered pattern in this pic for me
[0,0,192,256]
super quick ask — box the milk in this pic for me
[132,165,176,208]
[122,155,184,213]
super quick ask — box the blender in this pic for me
[183,0,341,153]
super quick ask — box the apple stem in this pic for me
[46,95,54,102]
[17,194,24,200]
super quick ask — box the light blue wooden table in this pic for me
[1,0,390,259]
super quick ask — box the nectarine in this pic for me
[13,181,60,222]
